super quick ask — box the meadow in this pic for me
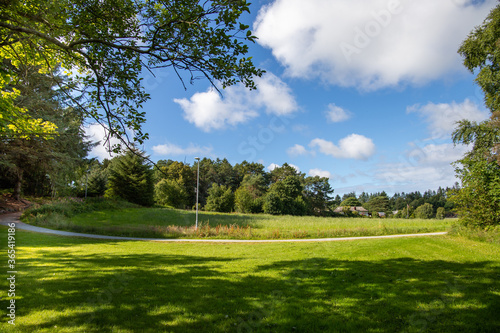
[22,200,451,240]
[1,226,499,332]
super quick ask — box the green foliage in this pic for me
[0,0,263,147]
[365,195,390,215]
[0,66,93,199]
[155,179,188,209]
[340,196,361,207]
[451,4,500,227]
[22,197,137,220]
[204,184,234,213]
[436,207,446,220]
[106,150,154,206]
[303,176,334,215]
[234,186,253,213]
[263,175,305,215]
[449,158,500,227]
[415,203,435,219]
[155,160,195,206]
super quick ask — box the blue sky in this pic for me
[87,0,495,196]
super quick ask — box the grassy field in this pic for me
[1,225,499,332]
[24,205,452,239]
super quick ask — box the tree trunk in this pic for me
[13,168,23,201]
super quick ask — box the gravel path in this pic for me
[0,212,448,243]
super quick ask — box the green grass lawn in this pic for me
[1,226,499,332]
[24,206,452,239]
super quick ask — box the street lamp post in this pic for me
[195,157,200,229]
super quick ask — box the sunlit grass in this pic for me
[0,227,499,332]
[24,206,452,239]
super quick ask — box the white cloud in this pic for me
[407,99,490,139]
[267,163,280,171]
[326,103,352,123]
[84,124,121,161]
[309,168,332,179]
[253,74,299,116]
[254,0,496,90]
[174,72,298,132]
[310,134,376,160]
[267,163,301,173]
[375,142,470,192]
[287,144,310,157]
[152,143,213,157]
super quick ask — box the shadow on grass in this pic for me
[1,240,499,332]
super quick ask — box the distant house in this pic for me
[333,206,369,217]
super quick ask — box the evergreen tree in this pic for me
[0,65,92,199]
[106,150,154,206]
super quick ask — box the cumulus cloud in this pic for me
[152,143,213,157]
[310,134,376,160]
[267,163,301,173]
[267,163,281,172]
[375,142,470,191]
[407,99,490,139]
[287,144,310,157]
[174,72,298,132]
[254,0,496,90]
[326,103,352,123]
[309,168,332,179]
[84,124,121,161]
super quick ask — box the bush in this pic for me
[235,187,253,213]
[154,179,188,208]
[415,203,435,219]
[436,207,445,220]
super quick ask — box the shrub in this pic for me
[415,203,435,219]
[235,187,253,213]
[436,207,445,220]
[154,179,188,208]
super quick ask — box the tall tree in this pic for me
[106,149,154,206]
[451,3,500,227]
[0,65,92,199]
[0,0,263,149]
[263,175,306,216]
[303,176,334,215]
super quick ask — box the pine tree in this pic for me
[106,150,154,206]
[0,65,93,199]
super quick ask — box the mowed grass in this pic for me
[25,207,452,239]
[1,226,500,332]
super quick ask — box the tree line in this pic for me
[68,150,455,219]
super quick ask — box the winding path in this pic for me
[0,212,448,243]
